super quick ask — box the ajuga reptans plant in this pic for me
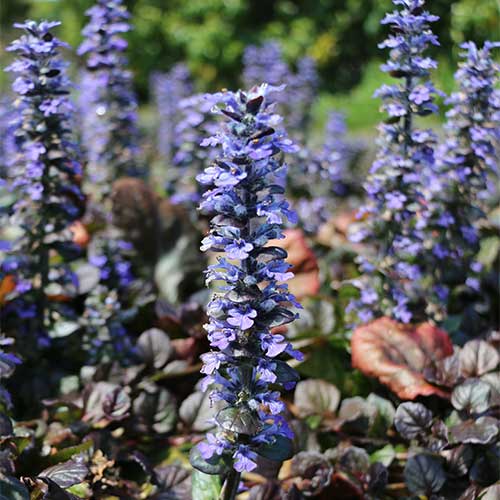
[3,21,84,346]
[349,0,440,324]
[193,84,303,487]
[78,0,143,195]
[151,64,192,186]
[422,41,500,320]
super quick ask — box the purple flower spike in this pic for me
[78,0,143,195]
[421,41,500,318]
[348,0,440,324]
[3,21,83,345]
[193,84,301,474]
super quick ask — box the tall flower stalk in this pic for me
[422,41,500,319]
[193,84,302,489]
[348,0,440,324]
[78,0,143,196]
[3,21,84,346]
[151,64,192,175]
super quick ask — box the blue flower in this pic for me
[77,0,143,194]
[420,41,500,318]
[194,84,301,473]
[3,20,83,345]
[348,0,440,324]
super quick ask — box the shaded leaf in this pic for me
[290,452,333,497]
[404,454,446,495]
[0,474,29,500]
[152,465,191,500]
[394,402,433,440]
[338,397,375,434]
[294,379,340,417]
[137,328,173,369]
[179,392,218,432]
[102,386,131,420]
[189,447,229,476]
[367,462,388,494]
[351,317,453,399]
[366,393,395,435]
[442,445,474,477]
[450,417,499,445]
[132,384,177,434]
[258,435,294,462]
[338,446,370,474]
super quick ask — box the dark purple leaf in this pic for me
[394,402,433,440]
[137,328,173,369]
[39,459,88,488]
[404,454,446,496]
[450,417,499,445]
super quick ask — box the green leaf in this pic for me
[477,236,500,267]
[0,474,29,500]
[191,470,222,500]
[404,454,446,496]
[45,440,93,465]
[370,444,396,467]
[258,435,294,462]
[189,446,229,476]
[297,344,348,391]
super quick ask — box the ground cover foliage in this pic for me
[0,1,498,499]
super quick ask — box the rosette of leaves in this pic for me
[192,83,303,490]
[0,327,186,498]
[3,20,85,348]
[77,0,143,196]
[394,338,499,499]
[348,0,441,324]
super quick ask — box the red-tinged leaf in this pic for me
[351,317,453,400]
[268,229,320,299]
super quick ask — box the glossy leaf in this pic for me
[404,454,446,495]
[394,402,433,439]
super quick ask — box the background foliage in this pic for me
[1,0,498,99]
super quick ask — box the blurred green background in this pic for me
[1,0,499,131]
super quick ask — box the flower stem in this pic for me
[220,469,241,500]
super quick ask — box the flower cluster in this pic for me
[421,41,500,318]
[168,93,219,205]
[0,96,17,184]
[3,21,84,345]
[294,111,359,233]
[242,42,319,139]
[151,64,192,174]
[0,335,21,416]
[81,232,137,364]
[348,0,441,324]
[78,0,143,195]
[286,56,319,138]
[194,84,302,473]
[242,42,291,91]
